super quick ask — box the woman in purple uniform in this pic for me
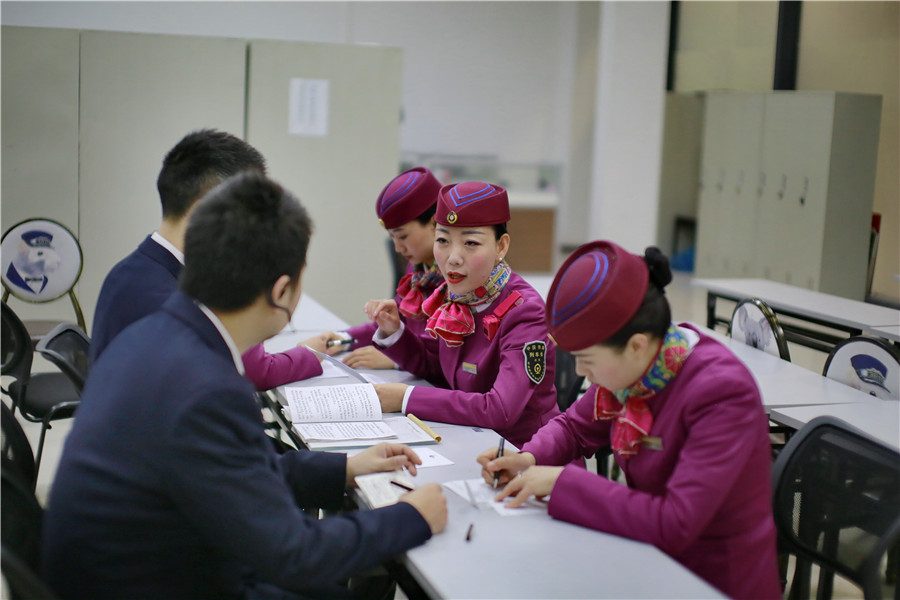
[478,240,781,600]
[365,181,560,448]
[320,166,445,372]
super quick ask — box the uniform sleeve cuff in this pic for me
[401,386,415,413]
[373,321,405,347]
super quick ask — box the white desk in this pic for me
[769,402,900,451]
[394,422,722,600]
[864,323,900,343]
[276,295,723,599]
[693,277,900,351]
[699,325,883,411]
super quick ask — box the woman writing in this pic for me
[366,181,560,448]
[478,240,780,599]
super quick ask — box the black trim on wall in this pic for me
[666,0,680,91]
[773,1,802,90]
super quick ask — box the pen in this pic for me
[326,338,357,348]
[493,437,505,489]
[465,522,474,542]
[390,480,414,492]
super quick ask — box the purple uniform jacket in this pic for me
[521,324,780,600]
[379,271,560,448]
[241,343,322,391]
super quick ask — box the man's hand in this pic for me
[345,442,421,486]
[399,483,448,535]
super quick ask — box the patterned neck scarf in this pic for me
[423,260,511,347]
[397,262,444,320]
[594,324,691,458]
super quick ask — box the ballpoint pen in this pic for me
[326,338,357,348]
[390,480,414,492]
[493,437,505,489]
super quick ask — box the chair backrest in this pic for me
[771,415,900,599]
[554,347,585,411]
[1,302,34,385]
[1,469,43,574]
[2,545,60,600]
[823,336,900,401]
[1,403,36,492]
[385,237,408,295]
[729,297,791,361]
[34,323,90,392]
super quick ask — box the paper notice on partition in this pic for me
[289,78,329,137]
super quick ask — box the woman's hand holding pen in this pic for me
[364,299,401,336]
[315,331,345,356]
[476,447,536,489]
[399,483,448,535]
[494,466,564,508]
[301,334,330,358]
[345,442,422,487]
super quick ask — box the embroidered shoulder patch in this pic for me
[523,341,546,384]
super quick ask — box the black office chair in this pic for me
[729,297,791,361]
[771,415,900,600]
[2,546,59,600]
[2,402,37,492]
[553,347,584,412]
[1,469,43,576]
[35,323,91,393]
[2,305,86,477]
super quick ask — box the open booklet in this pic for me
[281,383,440,450]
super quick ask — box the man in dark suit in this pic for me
[90,129,328,390]
[42,172,447,600]
[90,129,267,361]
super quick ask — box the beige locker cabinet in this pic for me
[78,31,247,332]
[755,92,881,300]
[1,26,80,323]
[695,91,880,301]
[695,92,765,278]
[245,40,403,324]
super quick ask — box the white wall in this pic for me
[1,1,577,166]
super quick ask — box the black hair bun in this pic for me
[643,246,672,290]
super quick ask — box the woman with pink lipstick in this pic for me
[365,181,560,448]
[318,167,446,373]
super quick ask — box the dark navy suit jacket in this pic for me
[43,291,431,600]
[90,235,181,362]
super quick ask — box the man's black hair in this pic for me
[157,129,267,219]
[180,172,313,311]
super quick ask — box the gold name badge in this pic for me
[641,436,664,451]
[462,362,477,375]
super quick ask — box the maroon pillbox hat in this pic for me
[435,182,510,228]
[375,167,441,229]
[546,241,649,351]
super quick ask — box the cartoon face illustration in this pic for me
[736,305,773,351]
[848,354,893,398]
[6,230,61,294]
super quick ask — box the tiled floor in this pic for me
[5,270,873,598]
